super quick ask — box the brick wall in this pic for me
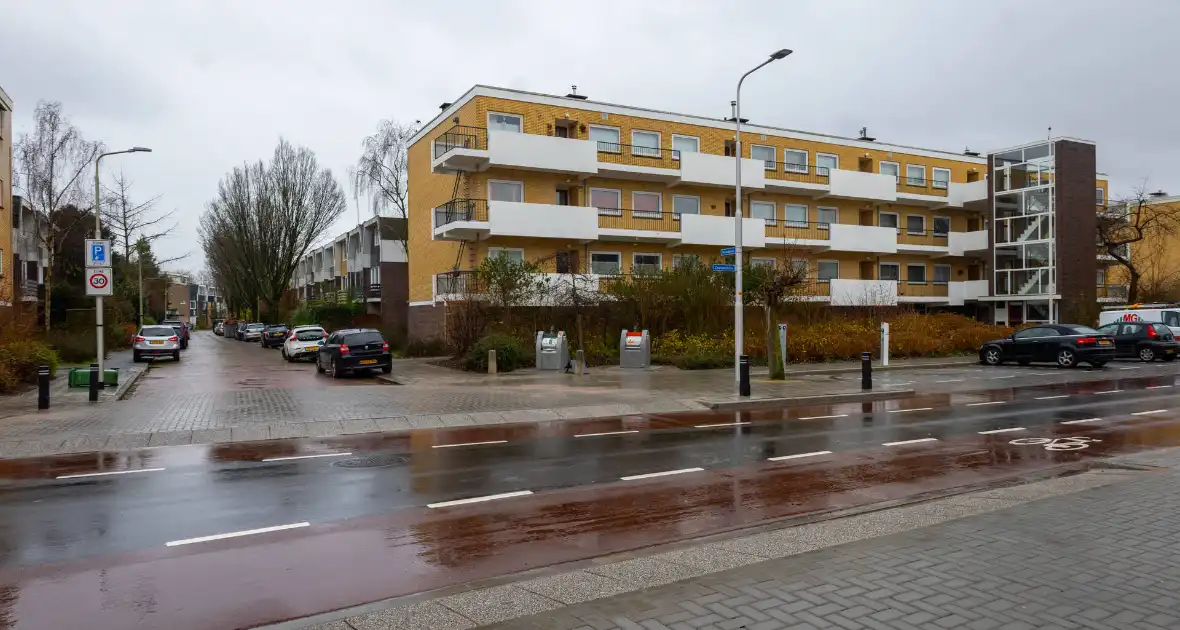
[1054,140,1097,320]
[380,261,408,339]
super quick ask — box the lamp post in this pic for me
[733,49,791,390]
[94,147,151,377]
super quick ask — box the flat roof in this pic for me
[0,85,11,111]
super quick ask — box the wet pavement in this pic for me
[1,373,1180,628]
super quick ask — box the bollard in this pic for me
[861,352,872,390]
[88,363,99,402]
[739,354,751,397]
[37,365,50,410]
[574,349,585,375]
[879,322,890,367]
[488,349,497,375]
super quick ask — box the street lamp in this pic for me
[733,49,791,393]
[94,147,152,378]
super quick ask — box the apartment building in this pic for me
[407,85,1112,339]
[290,215,409,335]
[0,85,12,307]
[11,195,47,307]
[1100,192,1180,302]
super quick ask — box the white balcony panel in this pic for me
[948,180,988,208]
[679,214,766,248]
[488,201,598,240]
[828,170,897,202]
[830,279,898,306]
[948,280,990,306]
[431,147,488,173]
[679,152,766,189]
[828,224,897,254]
[380,239,408,263]
[487,131,598,175]
[947,230,989,256]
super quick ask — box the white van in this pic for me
[1098,304,1180,336]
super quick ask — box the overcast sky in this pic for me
[3,0,1178,271]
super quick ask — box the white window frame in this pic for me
[880,161,900,182]
[878,211,899,230]
[671,134,699,159]
[783,149,809,173]
[751,144,776,170]
[784,204,808,227]
[589,124,621,153]
[749,200,776,225]
[672,253,699,269]
[590,251,622,276]
[487,247,525,262]
[751,257,776,268]
[631,252,663,274]
[817,259,839,281]
[486,111,523,133]
[816,206,838,228]
[906,214,926,235]
[906,263,928,284]
[589,187,622,216]
[905,164,926,186]
[932,167,951,190]
[933,264,952,285]
[1096,187,1105,205]
[790,259,809,276]
[671,194,700,217]
[879,262,901,281]
[816,152,839,176]
[487,179,524,203]
[631,129,661,158]
[933,215,951,236]
[632,191,662,218]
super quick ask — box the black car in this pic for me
[1095,321,1179,362]
[260,324,289,348]
[979,324,1115,368]
[316,328,392,378]
[235,321,249,340]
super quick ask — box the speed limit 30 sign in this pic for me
[86,268,113,296]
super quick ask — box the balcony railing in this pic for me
[595,142,681,170]
[792,278,832,298]
[366,283,382,298]
[434,198,489,228]
[898,281,950,297]
[762,163,831,185]
[19,279,39,299]
[433,125,488,159]
[896,229,950,247]
[596,208,682,232]
[765,220,831,241]
[897,177,949,197]
[1096,284,1129,299]
[436,270,483,296]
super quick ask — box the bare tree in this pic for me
[350,119,419,254]
[745,258,807,379]
[102,171,180,261]
[1097,186,1180,303]
[15,101,103,330]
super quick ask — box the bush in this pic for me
[0,340,59,392]
[465,333,529,372]
[143,316,157,325]
[50,331,97,364]
[403,338,448,358]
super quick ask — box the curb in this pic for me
[779,358,976,377]
[114,365,149,401]
[700,388,916,410]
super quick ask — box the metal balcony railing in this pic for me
[896,229,950,247]
[898,280,950,297]
[595,142,681,170]
[792,278,832,298]
[1096,284,1129,299]
[434,198,489,228]
[596,208,682,232]
[765,220,831,241]
[897,176,950,197]
[367,283,382,298]
[432,125,488,159]
[763,163,831,185]
[19,279,39,299]
[436,270,483,296]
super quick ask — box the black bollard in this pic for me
[739,354,751,397]
[37,365,50,410]
[88,363,99,402]
[861,352,872,390]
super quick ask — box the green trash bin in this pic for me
[67,367,120,388]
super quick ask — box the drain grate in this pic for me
[333,453,410,468]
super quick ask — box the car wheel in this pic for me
[1056,348,1076,368]
[382,363,392,374]
[330,357,343,379]
[133,351,142,363]
[174,350,181,362]
[983,347,1003,366]
[1139,347,1156,362]
[282,348,290,362]
[315,356,325,373]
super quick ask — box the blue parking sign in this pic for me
[91,242,106,263]
[85,239,111,268]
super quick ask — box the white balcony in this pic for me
[487,130,598,175]
[947,180,989,209]
[826,170,897,203]
[947,230,989,257]
[828,224,897,254]
[433,200,598,242]
[830,279,898,306]
[949,280,990,305]
[350,253,371,270]
[595,145,681,183]
[678,213,766,248]
[678,152,765,189]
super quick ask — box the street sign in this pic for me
[712,263,736,272]
[86,268,113,296]
[85,239,111,268]
[720,247,736,257]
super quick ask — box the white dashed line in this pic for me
[165,522,310,547]
[1119,367,1142,371]
[1061,418,1102,424]
[432,440,508,449]
[261,452,352,462]
[427,490,534,509]
[57,467,166,480]
[1147,385,1173,390]
[887,407,933,414]
[1094,390,1122,395]
[935,379,965,383]
[768,450,833,461]
[694,422,751,428]
[620,467,704,481]
[882,438,939,446]
[990,375,1017,380]
[1034,395,1070,400]
[798,414,849,420]
[574,430,640,438]
[1131,409,1168,416]
[979,427,1026,435]
[967,401,1007,407]
[1029,372,1058,375]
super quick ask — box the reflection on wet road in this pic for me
[0,374,1178,628]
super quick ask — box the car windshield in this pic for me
[296,330,324,341]
[247,324,266,331]
[266,325,287,332]
[142,327,175,337]
[1064,325,1099,335]
[343,331,384,345]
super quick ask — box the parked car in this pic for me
[161,319,190,348]
[242,322,267,342]
[1094,321,1179,362]
[316,328,392,377]
[979,324,1115,368]
[132,325,182,363]
[260,324,290,348]
[1099,304,1180,336]
[213,320,225,336]
[235,321,249,340]
[282,325,327,362]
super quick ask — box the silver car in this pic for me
[242,323,266,341]
[133,325,182,362]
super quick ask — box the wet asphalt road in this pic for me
[2,375,1180,628]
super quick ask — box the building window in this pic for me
[880,161,900,182]
[590,188,621,215]
[672,135,699,157]
[632,253,662,274]
[934,264,951,284]
[750,200,775,224]
[487,112,522,133]
[751,145,775,170]
[932,168,951,189]
[590,125,620,152]
[672,254,699,269]
[906,264,927,283]
[488,180,524,202]
[879,263,900,281]
[751,257,776,268]
[591,252,621,275]
[906,164,926,186]
[817,260,839,281]
[672,195,700,216]
[487,247,524,262]
[633,191,662,218]
[784,204,808,227]
[791,259,808,276]
[631,130,661,157]
[1096,187,1105,205]
[933,216,951,236]
[783,149,808,173]
[878,212,899,229]
[816,153,839,176]
[817,207,838,228]
[906,215,926,234]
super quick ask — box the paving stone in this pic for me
[190,428,233,444]
[409,414,447,428]
[347,601,476,630]
[267,423,309,439]
[516,570,633,604]
[374,416,412,432]
[339,418,379,434]
[147,430,193,447]
[105,433,151,450]
[305,421,345,438]
[438,585,561,624]
[230,425,269,442]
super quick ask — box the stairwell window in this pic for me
[906,165,926,186]
[785,204,808,228]
[750,200,776,225]
[906,264,927,284]
[784,150,808,174]
[934,264,951,284]
[932,168,951,190]
[751,145,776,170]
[488,112,522,133]
[590,188,622,216]
[591,252,622,275]
[632,130,661,158]
[633,191,662,219]
[488,180,524,202]
[590,125,620,153]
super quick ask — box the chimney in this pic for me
[565,85,588,100]
[439,102,452,111]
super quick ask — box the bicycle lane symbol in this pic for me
[1010,436,1101,451]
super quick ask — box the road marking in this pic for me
[427,490,533,509]
[57,467,166,480]
[1029,372,1058,375]
[1120,367,1142,371]
[769,450,833,461]
[1061,418,1102,424]
[165,522,310,547]
[432,440,508,449]
[1131,409,1168,416]
[979,427,1026,434]
[620,467,704,481]
[1147,385,1173,390]
[798,414,849,420]
[935,379,965,383]
[887,407,933,414]
[1035,395,1070,400]
[884,381,915,386]
[990,375,1017,379]
[882,438,939,446]
[694,422,751,428]
[262,452,352,462]
[967,401,1007,407]
[574,430,640,438]
[1094,390,1122,395]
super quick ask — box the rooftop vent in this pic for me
[964,147,981,157]
[1150,190,1169,197]
[565,85,588,100]
[439,102,451,111]
[858,127,875,142]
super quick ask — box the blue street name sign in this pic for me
[720,247,736,256]
[712,263,736,272]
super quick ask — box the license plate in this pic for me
[360,359,377,365]
[306,346,318,352]
[1098,340,1111,345]
[1167,349,1175,355]
[150,340,164,345]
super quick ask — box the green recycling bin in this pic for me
[67,367,119,388]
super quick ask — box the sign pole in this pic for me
[93,160,105,383]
